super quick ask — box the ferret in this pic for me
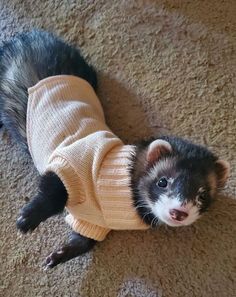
[0,30,230,269]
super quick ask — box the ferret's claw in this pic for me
[43,250,68,269]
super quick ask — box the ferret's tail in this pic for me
[0,37,34,147]
[0,30,97,148]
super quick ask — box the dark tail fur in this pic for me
[0,30,97,147]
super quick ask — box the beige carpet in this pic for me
[0,1,236,296]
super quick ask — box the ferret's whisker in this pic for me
[135,203,149,210]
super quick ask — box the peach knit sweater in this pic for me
[27,75,148,241]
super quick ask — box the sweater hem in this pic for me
[65,214,110,241]
[28,75,93,95]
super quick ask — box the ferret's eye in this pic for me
[199,193,206,200]
[157,177,168,188]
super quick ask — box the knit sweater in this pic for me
[27,75,149,241]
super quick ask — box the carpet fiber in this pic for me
[0,1,235,296]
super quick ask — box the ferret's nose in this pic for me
[169,209,188,221]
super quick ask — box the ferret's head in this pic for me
[131,136,230,227]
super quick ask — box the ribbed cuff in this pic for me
[96,145,149,230]
[46,156,85,206]
[65,214,110,241]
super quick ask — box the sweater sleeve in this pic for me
[46,155,111,241]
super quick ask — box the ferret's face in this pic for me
[140,157,216,227]
[132,138,230,228]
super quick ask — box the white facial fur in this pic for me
[151,194,200,227]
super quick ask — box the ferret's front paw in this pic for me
[16,206,41,233]
[43,232,96,269]
[44,247,71,269]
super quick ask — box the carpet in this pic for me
[0,1,235,296]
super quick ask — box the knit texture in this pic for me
[27,75,148,241]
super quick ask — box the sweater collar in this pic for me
[96,145,149,230]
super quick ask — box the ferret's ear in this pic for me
[215,159,230,188]
[146,139,172,165]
